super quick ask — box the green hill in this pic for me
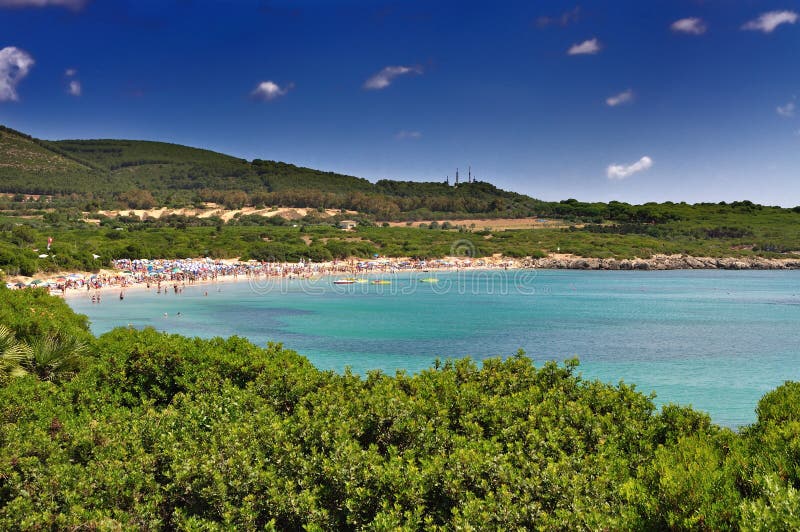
[0,126,104,194]
[0,125,543,219]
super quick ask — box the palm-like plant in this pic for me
[25,333,89,383]
[0,324,30,385]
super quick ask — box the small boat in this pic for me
[354,278,369,284]
[420,278,439,283]
[371,280,391,285]
[333,278,356,285]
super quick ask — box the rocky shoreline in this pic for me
[524,254,800,271]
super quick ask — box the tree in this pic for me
[118,189,156,209]
[24,333,89,383]
[0,325,29,385]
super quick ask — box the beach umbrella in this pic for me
[68,274,83,279]
[30,279,46,286]
[172,267,182,273]
[14,282,26,288]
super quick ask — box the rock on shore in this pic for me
[523,254,800,270]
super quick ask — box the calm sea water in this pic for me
[68,270,800,427]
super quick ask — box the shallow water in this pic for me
[68,269,800,427]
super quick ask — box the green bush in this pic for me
[1,289,800,528]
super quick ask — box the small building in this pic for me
[339,220,358,230]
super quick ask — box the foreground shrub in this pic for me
[1,291,800,528]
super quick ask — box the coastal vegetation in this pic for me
[0,286,799,528]
[3,124,800,277]
[2,201,800,276]
[4,125,800,227]
[1,124,800,279]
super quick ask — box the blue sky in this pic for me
[0,0,799,205]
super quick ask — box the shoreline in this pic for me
[6,253,800,297]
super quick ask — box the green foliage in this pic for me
[740,475,800,531]
[0,287,90,344]
[755,382,800,425]
[0,324,29,385]
[3,124,800,272]
[25,334,90,383]
[0,290,800,527]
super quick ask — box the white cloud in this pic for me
[536,6,581,28]
[567,38,601,56]
[742,11,798,33]
[395,130,421,140]
[606,89,634,107]
[671,17,707,35]
[364,65,422,90]
[251,80,292,101]
[777,102,796,117]
[0,0,87,9]
[65,68,76,77]
[0,46,34,102]
[607,156,653,180]
[68,79,81,96]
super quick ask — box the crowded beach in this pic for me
[4,256,523,297]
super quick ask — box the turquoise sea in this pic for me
[68,270,800,427]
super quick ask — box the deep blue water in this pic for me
[68,270,800,427]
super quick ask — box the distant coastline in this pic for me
[6,253,800,298]
[527,254,800,271]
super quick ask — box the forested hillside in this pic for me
[1,125,543,219]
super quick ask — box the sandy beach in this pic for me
[6,255,522,299]
[7,253,800,299]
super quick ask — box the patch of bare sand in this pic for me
[94,205,358,222]
[387,217,571,231]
